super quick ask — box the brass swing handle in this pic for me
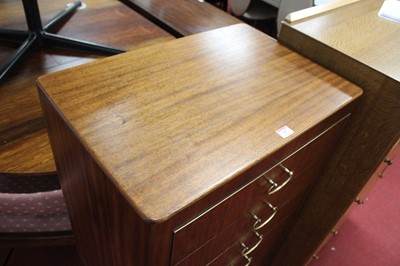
[228,254,252,266]
[252,201,278,230]
[240,230,263,257]
[265,164,294,195]
[242,254,252,266]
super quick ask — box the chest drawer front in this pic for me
[208,208,295,266]
[171,118,345,265]
[175,185,309,266]
[171,177,258,265]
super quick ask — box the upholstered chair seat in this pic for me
[0,189,71,233]
[0,173,73,248]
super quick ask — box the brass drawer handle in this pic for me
[229,254,252,266]
[242,254,252,266]
[252,201,278,230]
[240,231,263,256]
[265,164,294,195]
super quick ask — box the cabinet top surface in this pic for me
[37,24,361,222]
[282,0,400,82]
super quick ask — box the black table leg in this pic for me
[0,33,37,82]
[0,0,126,84]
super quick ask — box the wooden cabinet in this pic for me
[276,1,400,264]
[357,139,400,202]
[309,138,400,263]
[37,24,362,265]
[172,121,346,265]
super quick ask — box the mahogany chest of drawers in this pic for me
[37,24,362,265]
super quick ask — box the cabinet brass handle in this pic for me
[242,254,252,266]
[229,254,252,266]
[240,231,263,256]
[252,201,278,230]
[266,164,294,195]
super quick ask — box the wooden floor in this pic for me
[0,0,174,173]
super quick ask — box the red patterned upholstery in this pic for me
[0,173,71,233]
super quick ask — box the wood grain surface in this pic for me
[274,0,400,264]
[0,0,174,173]
[284,0,360,23]
[282,0,400,81]
[37,24,362,222]
[119,0,242,37]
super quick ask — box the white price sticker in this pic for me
[275,126,294,139]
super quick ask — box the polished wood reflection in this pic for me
[119,0,241,37]
[0,0,174,173]
[37,24,362,265]
[37,23,362,222]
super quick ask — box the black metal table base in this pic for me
[0,0,126,83]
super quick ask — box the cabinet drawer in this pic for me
[207,193,306,266]
[171,164,293,265]
[172,167,322,266]
[171,120,343,265]
[208,219,289,266]
[177,187,305,266]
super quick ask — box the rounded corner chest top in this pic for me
[37,24,362,266]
